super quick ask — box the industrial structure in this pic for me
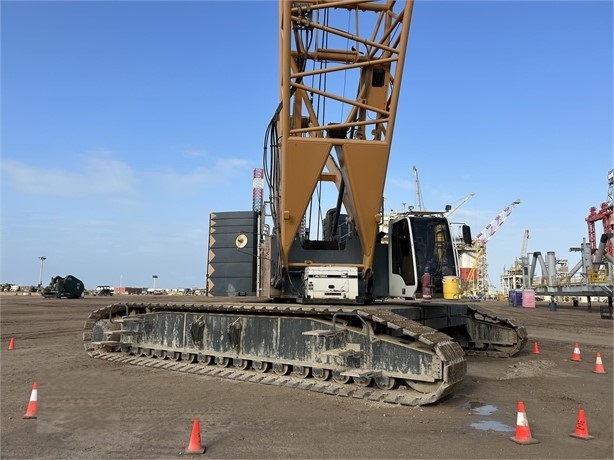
[587,169,614,258]
[500,169,613,318]
[499,229,530,294]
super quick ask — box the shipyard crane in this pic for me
[517,228,530,288]
[444,192,475,217]
[83,1,527,408]
[466,199,521,295]
[520,229,530,259]
[498,229,530,294]
[475,199,521,243]
[413,165,425,211]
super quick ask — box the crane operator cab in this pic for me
[387,213,471,300]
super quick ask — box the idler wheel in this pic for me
[312,368,330,381]
[273,363,290,375]
[353,377,372,387]
[252,361,271,373]
[155,349,167,359]
[233,359,251,370]
[291,366,311,378]
[374,376,398,390]
[332,372,351,384]
[405,379,438,393]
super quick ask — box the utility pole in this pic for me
[38,256,46,287]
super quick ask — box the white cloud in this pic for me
[182,148,209,158]
[1,152,251,200]
[1,155,138,197]
[386,176,412,191]
[152,157,250,191]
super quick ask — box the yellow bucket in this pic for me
[443,276,461,299]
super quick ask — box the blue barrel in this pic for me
[508,290,523,307]
[515,290,523,306]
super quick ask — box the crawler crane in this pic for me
[83,0,527,406]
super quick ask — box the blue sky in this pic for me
[1,0,612,290]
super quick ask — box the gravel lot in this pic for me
[1,295,612,459]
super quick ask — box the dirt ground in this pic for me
[1,295,612,459]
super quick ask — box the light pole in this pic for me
[152,275,158,291]
[38,256,46,287]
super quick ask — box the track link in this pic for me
[83,302,467,406]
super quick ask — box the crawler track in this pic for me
[83,302,467,406]
[463,304,529,357]
[88,350,453,406]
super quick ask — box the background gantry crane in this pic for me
[587,169,614,259]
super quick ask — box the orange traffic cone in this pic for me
[571,343,582,361]
[510,401,539,445]
[593,352,606,374]
[569,409,594,440]
[532,341,540,354]
[8,337,15,350]
[184,419,206,454]
[23,382,38,419]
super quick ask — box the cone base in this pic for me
[592,369,606,374]
[23,415,37,419]
[510,436,539,445]
[571,358,582,362]
[184,446,206,454]
[570,433,594,440]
